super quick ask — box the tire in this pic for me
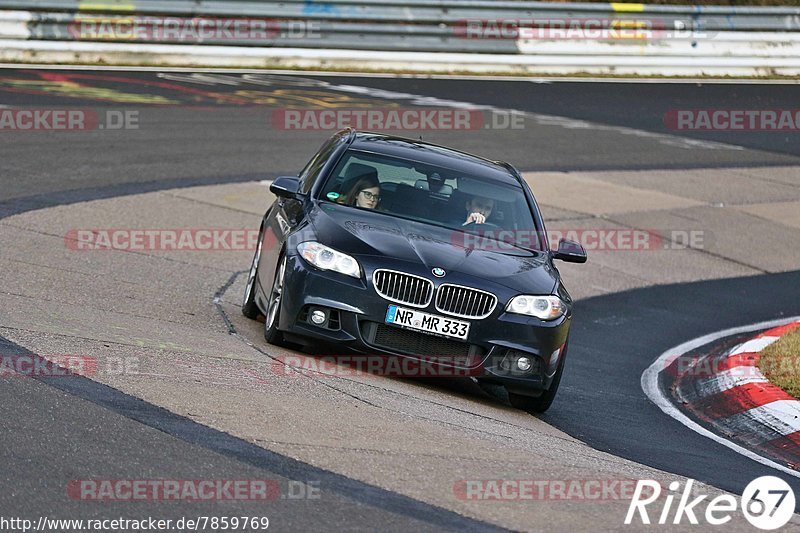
[508,342,568,414]
[264,254,287,346]
[242,223,265,319]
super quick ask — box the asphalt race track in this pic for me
[549,272,800,499]
[2,67,800,530]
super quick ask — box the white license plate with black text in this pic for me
[385,305,470,340]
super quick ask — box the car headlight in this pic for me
[506,295,566,320]
[297,242,361,278]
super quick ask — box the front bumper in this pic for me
[277,253,571,394]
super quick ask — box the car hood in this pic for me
[310,203,557,294]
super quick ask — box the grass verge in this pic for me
[760,328,800,399]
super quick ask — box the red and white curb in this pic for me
[643,316,800,479]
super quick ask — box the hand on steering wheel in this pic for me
[462,220,501,230]
[463,212,487,225]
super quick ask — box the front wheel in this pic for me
[508,343,567,414]
[264,254,287,346]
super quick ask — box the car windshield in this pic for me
[319,149,544,251]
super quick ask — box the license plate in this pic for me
[385,305,470,340]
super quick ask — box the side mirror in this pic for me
[552,238,587,263]
[270,176,301,199]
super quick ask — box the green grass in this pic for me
[760,329,800,399]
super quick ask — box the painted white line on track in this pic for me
[641,315,800,479]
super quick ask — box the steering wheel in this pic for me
[463,221,501,230]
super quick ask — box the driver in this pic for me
[460,195,495,226]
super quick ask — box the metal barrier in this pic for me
[0,1,799,75]
[1,1,799,30]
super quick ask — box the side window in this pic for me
[298,136,340,194]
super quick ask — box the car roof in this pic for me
[347,131,521,187]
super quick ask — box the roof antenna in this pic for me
[419,134,423,141]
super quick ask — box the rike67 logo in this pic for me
[625,476,795,530]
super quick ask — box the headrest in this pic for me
[343,163,378,181]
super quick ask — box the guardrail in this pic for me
[1,0,799,31]
[1,1,799,75]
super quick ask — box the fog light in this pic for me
[516,356,532,372]
[310,310,327,325]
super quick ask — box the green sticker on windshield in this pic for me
[327,192,341,201]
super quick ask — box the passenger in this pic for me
[343,175,381,209]
[459,195,495,226]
